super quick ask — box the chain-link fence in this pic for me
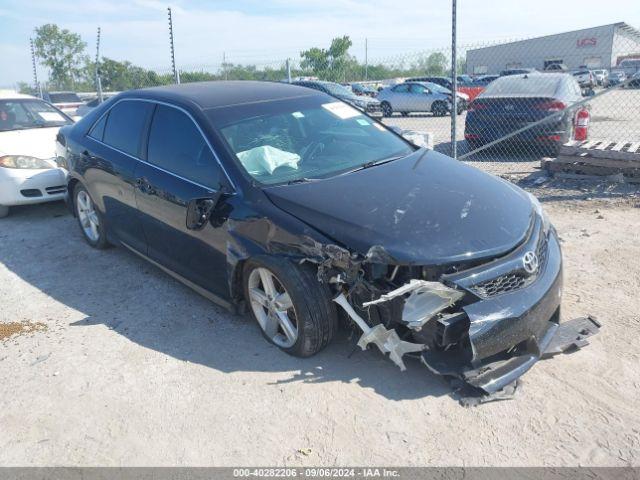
[40,21,640,164]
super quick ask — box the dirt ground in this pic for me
[1,160,639,466]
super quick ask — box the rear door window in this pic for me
[103,101,153,157]
[146,105,222,189]
[89,114,108,141]
[409,84,429,94]
[392,84,410,93]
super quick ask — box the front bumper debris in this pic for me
[334,293,425,371]
[329,215,601,403]
[423,316,601,399]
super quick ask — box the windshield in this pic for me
[48,92,81,103]
[210,95,414,185]
[322,82,355,98]
[0,99,72,132]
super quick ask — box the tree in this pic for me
[300,47,329,74]
[33,24,87,89]
[16,81,37,95]
[424,52,448,76]
[300,35,359,82]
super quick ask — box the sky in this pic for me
[0,0,639,87]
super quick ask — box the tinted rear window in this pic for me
[482,75,560,97]
[103,101,153,157]
[49,93,81,103]
[147,105,222,188]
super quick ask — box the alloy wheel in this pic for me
[76,190,100,242]
[248,267,298,348]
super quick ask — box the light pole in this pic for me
[168,7,180,84]
[451,0,458,159]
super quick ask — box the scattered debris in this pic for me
[0,321,47,342]
[297,448,312,456]
[31,353,51,366]
[455,380,522,407]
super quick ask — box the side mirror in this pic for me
[186,188,225,230]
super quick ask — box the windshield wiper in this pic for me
[286,177,318,185]
[345,154,406,174]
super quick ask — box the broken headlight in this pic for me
[527,192,551,233]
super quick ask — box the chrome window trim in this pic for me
[85,97,237,192]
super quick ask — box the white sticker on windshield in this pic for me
[322,101,360,120]
[38,112,65,122]
[356,119,370,126]
[292,111,305,118]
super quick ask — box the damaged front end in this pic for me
[310,212,599,400]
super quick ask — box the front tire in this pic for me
[381,102,393,117]
[74,183,109,249]
[0,205,9,218]
[243,256,337,357]
[432,101,448,117]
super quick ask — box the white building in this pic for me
[466,22,640,75]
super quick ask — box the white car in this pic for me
[0,92,74,218]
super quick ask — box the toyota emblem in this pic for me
[522,251,539,274]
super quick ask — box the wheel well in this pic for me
[67,178,80,215]
[229,258,247,309]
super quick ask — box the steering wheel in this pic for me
[301,134,335,162]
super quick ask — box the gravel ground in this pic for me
[1,162,639,466]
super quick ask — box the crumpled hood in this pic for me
[264,150,533,265]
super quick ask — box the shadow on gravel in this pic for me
[1,202,450,401]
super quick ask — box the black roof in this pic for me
[126,81,320,111]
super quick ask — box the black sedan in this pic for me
[57,81,597,397]
[464,73,587,155]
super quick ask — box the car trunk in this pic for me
[469,96,566,139]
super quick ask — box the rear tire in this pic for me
[74,183,109,249]
[381,102,393,117]
[243,256,337,357]
[0,205,9,218]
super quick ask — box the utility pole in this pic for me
[167,7,180,84]
[30,38,42,98]
[365,38,368,81]
[223,52,228,80]
[95,27,103,102]
[286,58,292,83]
[450,0,458,159]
